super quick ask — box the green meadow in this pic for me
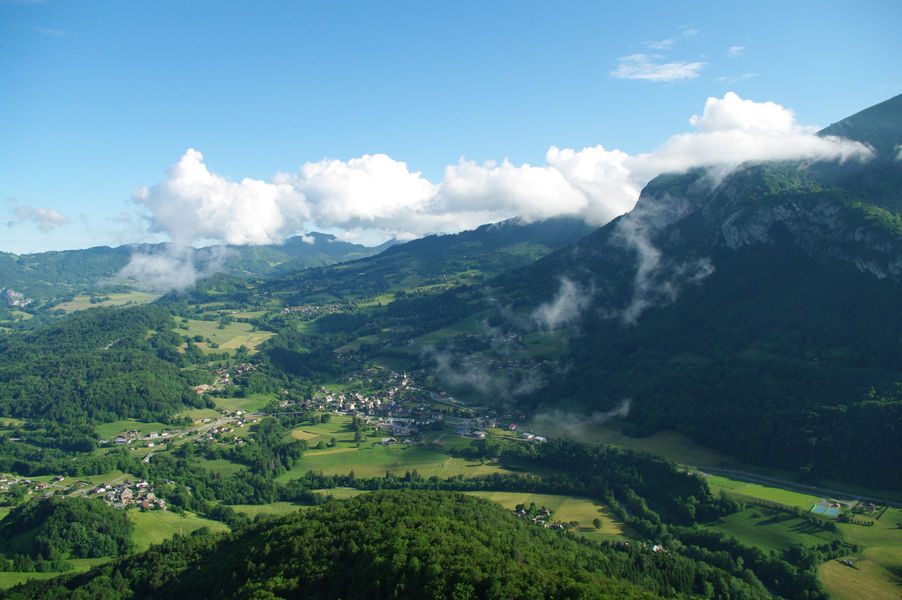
[178,318,274,354]
[464,491,626,540]
[0,558,111,590]
[94,420,171,439]
[278,442,508,480]
[704,506,842,553]
[196,457,245,476]
[705,474,822,510]
[702,474,902,599]
[529,420,732,468]
[227,502,304,518]
[213,394,276,413]
[819,507,902,600]
[54,292,159,314]
[129,510,229,551]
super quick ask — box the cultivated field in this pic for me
[278,443,508,480]
[177,319,274,354]
[54,292,159,313]
[228,502,304,517]
[465,491,626,540]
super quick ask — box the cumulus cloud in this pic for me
[7,205,69,232]
[125,93,872,291]
[134,148,308,247]
[611,54,706,82]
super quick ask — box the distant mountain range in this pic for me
[263,217,594,303]
[0,233,395,304]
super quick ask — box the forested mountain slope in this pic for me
[1,491,771,600]
[0,305,202,422]
[264,217,594,302]
[0,233,390,304]
[495,94,902,488]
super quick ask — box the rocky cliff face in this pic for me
[1,287,31,308]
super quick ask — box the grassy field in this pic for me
[54,291,159,313]
[702,474,902,598]
[129,510,229,551]
[0,558,111,590]
[196,457,245,476]
[0,507,10,521]
[94,420,171,439]
[314,488,369,499]
[289,415,355,445]
[278,442,509,480]
[819,507,902,600]
[227,502,304,517]
[705,474,823,510]
[704,506,842,552]
[465,491,626,541]
[213,394,275,413]
[177,319,274,354]
[406,311,489,352]
[529,420,732,468]
[178,407,221,421]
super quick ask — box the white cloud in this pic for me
[125,93,873,290]
[727,45,744,57]
[645,27,698,50]
[716,72,758,84]
[117,251,200,292]
[531,277,592,330]
[134,148,308,247]
[7,205,69,232]
[611,54,706,82]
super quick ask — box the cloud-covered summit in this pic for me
[122,93,872,291]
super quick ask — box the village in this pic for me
[0,474,165,511]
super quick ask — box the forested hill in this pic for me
[0,305,202,422]
[263,217,594,302]
[494,94,902,488]
[0,233,390,303]
[2,491,770,600]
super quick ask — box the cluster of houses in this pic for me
[0,475,64,496]
[106,429,174,447]
[277,370,448,439]
[282,303,347,317]
[92,479,165,510]
[195,363,258,395]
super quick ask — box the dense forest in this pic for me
[1,491,771,600]
[0,306,204,422]
[0,497,133,567]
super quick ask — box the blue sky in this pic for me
[1,0,900,253]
